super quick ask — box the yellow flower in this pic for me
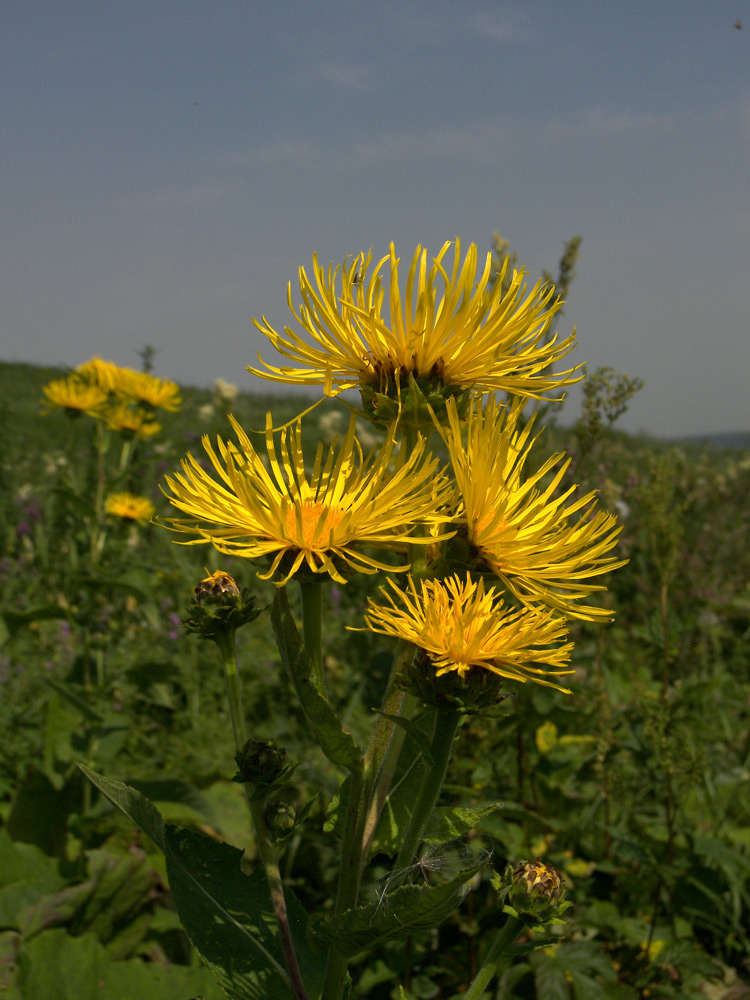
[105,402,162,438]
[117,370,182,411]
[76,357,128,395]
[363,574,574,691]
[105,492,156,523]
[250,240,581,402]
[159,413,454,585]
[42,377,109,417]
[442,395,626,621]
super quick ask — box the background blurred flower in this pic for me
[105,492,156,523]
[42,377,108,417]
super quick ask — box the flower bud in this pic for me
[264,801,297,841]
[492,859,570,929]
[182,570,262,640]
[403,648,511,711]
[194,570,241,601]
[360,371,471,430]
[233,739,291,790]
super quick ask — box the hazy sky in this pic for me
[2,1,748,437]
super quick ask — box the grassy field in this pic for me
[1,358,749,1000]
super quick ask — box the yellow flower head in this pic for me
[159,413,454,585]
[442,395,627,621]
[105,402,162,438]
[105,492,156,523]
[42,377,109,417]
[117,370,182,411]
[250,241,581,407]
[363,573,574,691]
[76,357,128,395]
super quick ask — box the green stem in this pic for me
[321,763,367,1000]
[248,796,310,1000]
[216,628,246,750]
[217,628,309,1000]
[360,644,418,863]
[298,580,326,699]
[462,915,523,1000]
[394,707,462,871]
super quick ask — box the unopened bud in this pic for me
[265,801,297,841]
[233,739,290,789]
[194,569,241,602]
[182,571,262,640]
[492,859,570,928]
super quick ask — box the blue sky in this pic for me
[2,0,748,437]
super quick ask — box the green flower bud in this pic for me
[403,648,512,712]
[492,859,570,929]
[182,570,263,640]
[194,569,241,601]
[360,371,471,431]
[264,801,297,842]
[233,739,291,790]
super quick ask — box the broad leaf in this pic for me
[79,765,325,1000]
[310,861,482,957]
[424,803,501,844]
[14,927,226,1000]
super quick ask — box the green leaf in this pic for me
[78,765,325,1000]
[0,832,65,929]
[78,765,166,851]
[271,588,361,770]
[424,803,500,844]
[76,575,150,601]
[50,485,97,520]
[370,712,435,856]
[41,677,103,724]
[372,711,435,763]
[2,605,69,637]
[14,927,227,1000]
[310,861,482,957]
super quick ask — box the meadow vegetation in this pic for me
[0,345,749,1000]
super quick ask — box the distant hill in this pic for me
[676,431,750,451]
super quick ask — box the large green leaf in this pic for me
[15,927,226,1000]
[271,588,361,770]
[79,765,325,1000]
[310,861,482,957]
[0,833,65,929]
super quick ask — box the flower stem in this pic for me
[248,796,311,1000]
[360,640,417,862]
[298,580,327,698]
[321,762,367,1000]
[462,915,523,1000]
[216,629,309,1000]
[393,706,463,871]
[215,628,246,749]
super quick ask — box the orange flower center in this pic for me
[285,502,345,548]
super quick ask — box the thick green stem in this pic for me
[216,628,246,751]
[462,915,524,1000]
[298,580,326,699]
[394,707,462,871]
